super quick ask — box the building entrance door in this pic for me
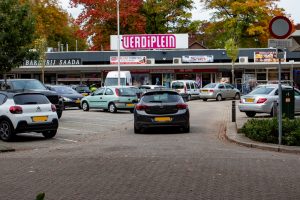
[151,74,162,85]
[202,73,211,87]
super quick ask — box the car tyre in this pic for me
[0,120,15,141]
[42,130,57,139]
[82,101,89,111]
[109,103,117,113]
[57,110,62,119]
[216,94,222,101]
[182,124,190,133]
[202,99,207,101]
[134,123,141,134]
[130,109,134,113]
[234,93,240,100]
[245,111,256,117]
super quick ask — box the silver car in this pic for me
[199,83,240,101]
[238,84,300,117]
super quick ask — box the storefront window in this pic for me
[132,74,150,86]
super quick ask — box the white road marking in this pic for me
[55,138,78,143]
[58,127,100,134]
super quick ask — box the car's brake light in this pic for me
[176,103,188,109]
[135,104,148,110]
[9,106,23,114]
[51,104,56,112]
[209,89,214,93]
[257,98,267,104]
[115,88,120,96]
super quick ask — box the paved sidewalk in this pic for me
[226,104,300,154]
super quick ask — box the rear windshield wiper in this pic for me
[148,100,163,103]
[24,102,38,104]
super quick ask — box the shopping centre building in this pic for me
[5,33,300,93]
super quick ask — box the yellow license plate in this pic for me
[32,116,48,122]
[245,98,255,103]
[154,117,172,122]
[75,100,81,103]
[201,90,208,93]
[127,103,134,107]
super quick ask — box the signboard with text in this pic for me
[182,55,214,63]
[110,34,188,50]
[24,59,82,66]
[254,51,286,62]
[110,56,147,64]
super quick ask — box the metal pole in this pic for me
[278,53,282,145]
[232,101,236,122]
[117,0,121,86]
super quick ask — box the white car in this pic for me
[0,91,59,141]
[171,80,199,101]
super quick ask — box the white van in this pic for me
[104,71,132,86]
[171,80,200,101]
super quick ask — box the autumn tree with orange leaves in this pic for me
[198,0,287,48]
[71,0,146,50]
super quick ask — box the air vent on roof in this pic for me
[146,58,155,64]
[239,56,248,63]
[173,57,182,64]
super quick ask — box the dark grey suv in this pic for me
[0,79,64,118]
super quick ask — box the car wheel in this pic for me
[0,120,14,141]
[130,109,134,113]
[182,124,190,133]
[82,101,89,111]
[42,130,57,139]
[216,94,222,101]
[202,99,207,101]
[134,126,141,134]
[234,93,240,100]
[245,111,256,117]
[109,103,117,113]
[57,110,62,119]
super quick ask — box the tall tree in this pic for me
[0,0,35,83]
[141,0,195,34]
[30,0,87,51]
[199,0,285,48]
[225,38,239,84]
[71,0,146,50]
[34,37,47,83]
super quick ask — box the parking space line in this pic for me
[59,127,100,134]
[55,138,78,143]
[61,120,112,126]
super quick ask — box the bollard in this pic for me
[272,101,278,117]
[232,101,236,122]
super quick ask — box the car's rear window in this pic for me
[250,87,274,95]
[142,92,181,103]
[118,88,136,96]
[171,82,184,89]
[203,83,217,88]
[11,80,47,90]
[14,94,49,105]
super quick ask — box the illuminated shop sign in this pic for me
[254,51,286,62]
[110,34,188,50]
[110,56,147,64]
[182,55,214,63]
[24,59,82,66]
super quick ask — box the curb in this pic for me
[225,121,300,154]
[0,144,15,153]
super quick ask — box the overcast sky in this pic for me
[60,0,300,23]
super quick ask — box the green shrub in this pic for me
[242,117,300,146]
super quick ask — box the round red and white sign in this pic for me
[269,16,293,39]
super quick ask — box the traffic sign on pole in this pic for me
[269,16,293,39]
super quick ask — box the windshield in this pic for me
[249,87,275,95]
[53,86,77,94]
[11,80,47,90]
[203,83,217,88]
[171,82,184,89]
[76,86,90,92]
[142,92,181,103]
[105,78,126,86]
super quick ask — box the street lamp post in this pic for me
[117,0,121,86]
